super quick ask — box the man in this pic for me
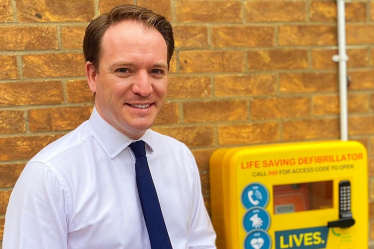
[3,5,216,249]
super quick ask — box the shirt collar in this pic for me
[89,107,155,159]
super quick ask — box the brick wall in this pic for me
[1,0,374,246]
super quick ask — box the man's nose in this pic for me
[132,71,153,96]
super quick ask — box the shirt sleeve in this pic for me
[186,152,217,249]
[3,161,69,249]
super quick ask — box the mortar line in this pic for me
[57,26,62,50]
[11,0,17,22]
[94,0,100,17]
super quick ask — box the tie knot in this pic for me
[129,140,146,158]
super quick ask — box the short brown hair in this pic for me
[83,4,174,70]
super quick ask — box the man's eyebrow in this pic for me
[110,62,168,69]
[153,63,168,69]
[111,62,135,67]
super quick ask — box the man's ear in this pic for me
[86,61,98,94]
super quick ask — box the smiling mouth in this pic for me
[130,104,150,109]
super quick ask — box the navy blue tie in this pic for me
[129,140,173,249]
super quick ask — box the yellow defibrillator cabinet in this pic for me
[210,141,367,249]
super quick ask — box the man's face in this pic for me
[86,21,168,139]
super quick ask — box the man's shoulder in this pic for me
[30,121,93,163]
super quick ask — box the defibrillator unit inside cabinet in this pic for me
[210,141,368,249]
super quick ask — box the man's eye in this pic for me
[151,69,165,75]
[115,68,129,73]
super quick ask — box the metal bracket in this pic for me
[332,54,349,62]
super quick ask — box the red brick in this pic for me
[191,148,216,172]
[251,97,311,120]
[137,0,172,21]
[0,135,62,161]
[0,163,25,188]
[279,25,337,46]
[370,201,374,218]
[312,48,368,69]
[370,159,374,178]
[175,1,242,23]
[174,26,209,49]
[0,111,25,134]
[66,80,92,103]
[370,1,374,21]
[0,191,11,215]
[346,24,374,45]
[0,81,64,106]
[218,122,279,145]
[370,48,374,67]
[168,76,211,99]
[0,0,13,22]
[280,73,338,93]
[349,70,374,90]
[169,55,177,73]
[200,171,210,195]
[212,26,274,47]
[61,26,86,50]
[167,75,211,98]
[22,53,85,78]
[311,1,366,22]
[349,116,374,136]
[347,94,369,113]
[247,49,308,70]
[313,94,369,115]
[214,74,277,97]
[183,100,248,123]
[371,179,374,200]
[0,55,17,79]
[180,50,245,73]
[153,126,214,147]
[0,216,3,240]
[99,0,134,14]
[28,106,92,132]
[154,102,180,125]
[0,26,57,50]
[245,1,305,22]
[17,0,95,22]
[370,137,374,156]
[283,118,339,141]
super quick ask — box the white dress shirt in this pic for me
[3,107,216,249]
